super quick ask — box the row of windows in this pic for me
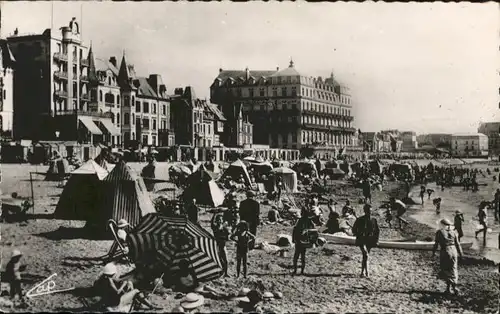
[194,123,212,135]
[302,131,352,145]
[245,99,351,116]
[302,115,351,128]
[99,91,120,104]
[227,86,350,105]
[135,101,168,115]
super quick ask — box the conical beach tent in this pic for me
[184,166,224,207]
[87,161,156,233]
[272,167,298,193]
[54,160,108,220]
[94,152,112,171]
[220,159,251,186]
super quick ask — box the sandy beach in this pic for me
[0,163,499,313]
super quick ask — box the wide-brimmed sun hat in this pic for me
[117,219,129,228]
[180,293,204,310]
[440,218,453,226]
[12,249,22,257]
[102,263,117,276]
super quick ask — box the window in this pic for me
[153,104,157,114]
[136,117,140,126]
[99,91,103,102]
[272,88,277,97]
[124,113,130,125]
[136,101,141,112]
[117,95,120,104]
[117,113,120,125]
[162,105,166,115]
[108,77,111,85]
[152,119,157,130]
[281,87,287,96]
[249,88,254,98]
[237,89,242,97]
[143,102,149,113]
[259,88,265,97]
[292,87,297,97]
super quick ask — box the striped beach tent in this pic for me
[87,161,156,233]
[127,213,224,282]
[54,160,108,221]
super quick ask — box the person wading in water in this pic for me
[352,204,380,277]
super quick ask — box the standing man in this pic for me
[352,204,380,277]
[186,198,199,224]
[494,189,500,221]
[239,191,260,250]
[362,179,372,204]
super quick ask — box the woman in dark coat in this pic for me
[352,204,380,277]
[432,218,463,295]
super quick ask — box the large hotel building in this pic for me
[210,60,357,152]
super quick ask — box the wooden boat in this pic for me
[320,233,473,251]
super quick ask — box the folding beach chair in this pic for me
[106,220,132,266]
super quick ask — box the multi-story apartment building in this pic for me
[88,52,122,146]
[87,50,173,147]
[7,18,115,151]
[361,132,402,153]
[451,133,489,157]
[210,60,356,152]
[223,102,253,147]
[400,131,418,151]
[0,40,15,138]
[171,86,226,148]
[478,122,500,156]
[417,133,452,150]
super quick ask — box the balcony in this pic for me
[53,52,68,61]
[80,59,89,66]
[80,75,89,82]
[54,90,68,98]
[54,71,68,80]
[142,126,150,131]
[56,109,110,119]
[81,94,90,101]
[105,102,115,107]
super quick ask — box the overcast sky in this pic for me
[2,2,498,134]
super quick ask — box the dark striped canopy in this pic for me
[127,214,224,282]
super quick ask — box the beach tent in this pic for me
[140,161,170,192]
[184,166,224,207]
[87,161,156,234]
[339,162,353,177]
[54,160,109,220]
[45,158,70,181]
[220,159,252,186]
[368,160,384,176]
[293,160,319,177]
[94,152,113,171]
[272,167,298,193]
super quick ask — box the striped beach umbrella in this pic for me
[127,213,224,282]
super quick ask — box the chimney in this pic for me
[219,68,223,73]
[245,67,250,80]
[109,57,117,67]
[276,67,279,71]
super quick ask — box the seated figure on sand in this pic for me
[92,263,158,311]
[100,219,130,264]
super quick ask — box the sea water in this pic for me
[409,171,500,263]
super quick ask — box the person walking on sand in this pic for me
[454,210,465,242]
[239,191,260,250]
[433,198,442,214]
[475,204,488,241]
[432,218,463,296]
[352,204,380,278]
[230,221,255,278]
[420,185,426,205]
[362,179,372,204]
[292,212,316,275]
[390,197,408,230]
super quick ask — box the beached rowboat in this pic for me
[320,233,473,251]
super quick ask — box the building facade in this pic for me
[170,86,226,148]
[400,131,418,151]
[478,122,500,156]
[7,18,116,148]
[210,60,356,151]
[0,40,15,138]
[451,133,489,157]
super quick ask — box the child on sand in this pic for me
[433,198,442,214]
[5,249,26,301]
[454,210,464,242]
[230,221,255,278]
